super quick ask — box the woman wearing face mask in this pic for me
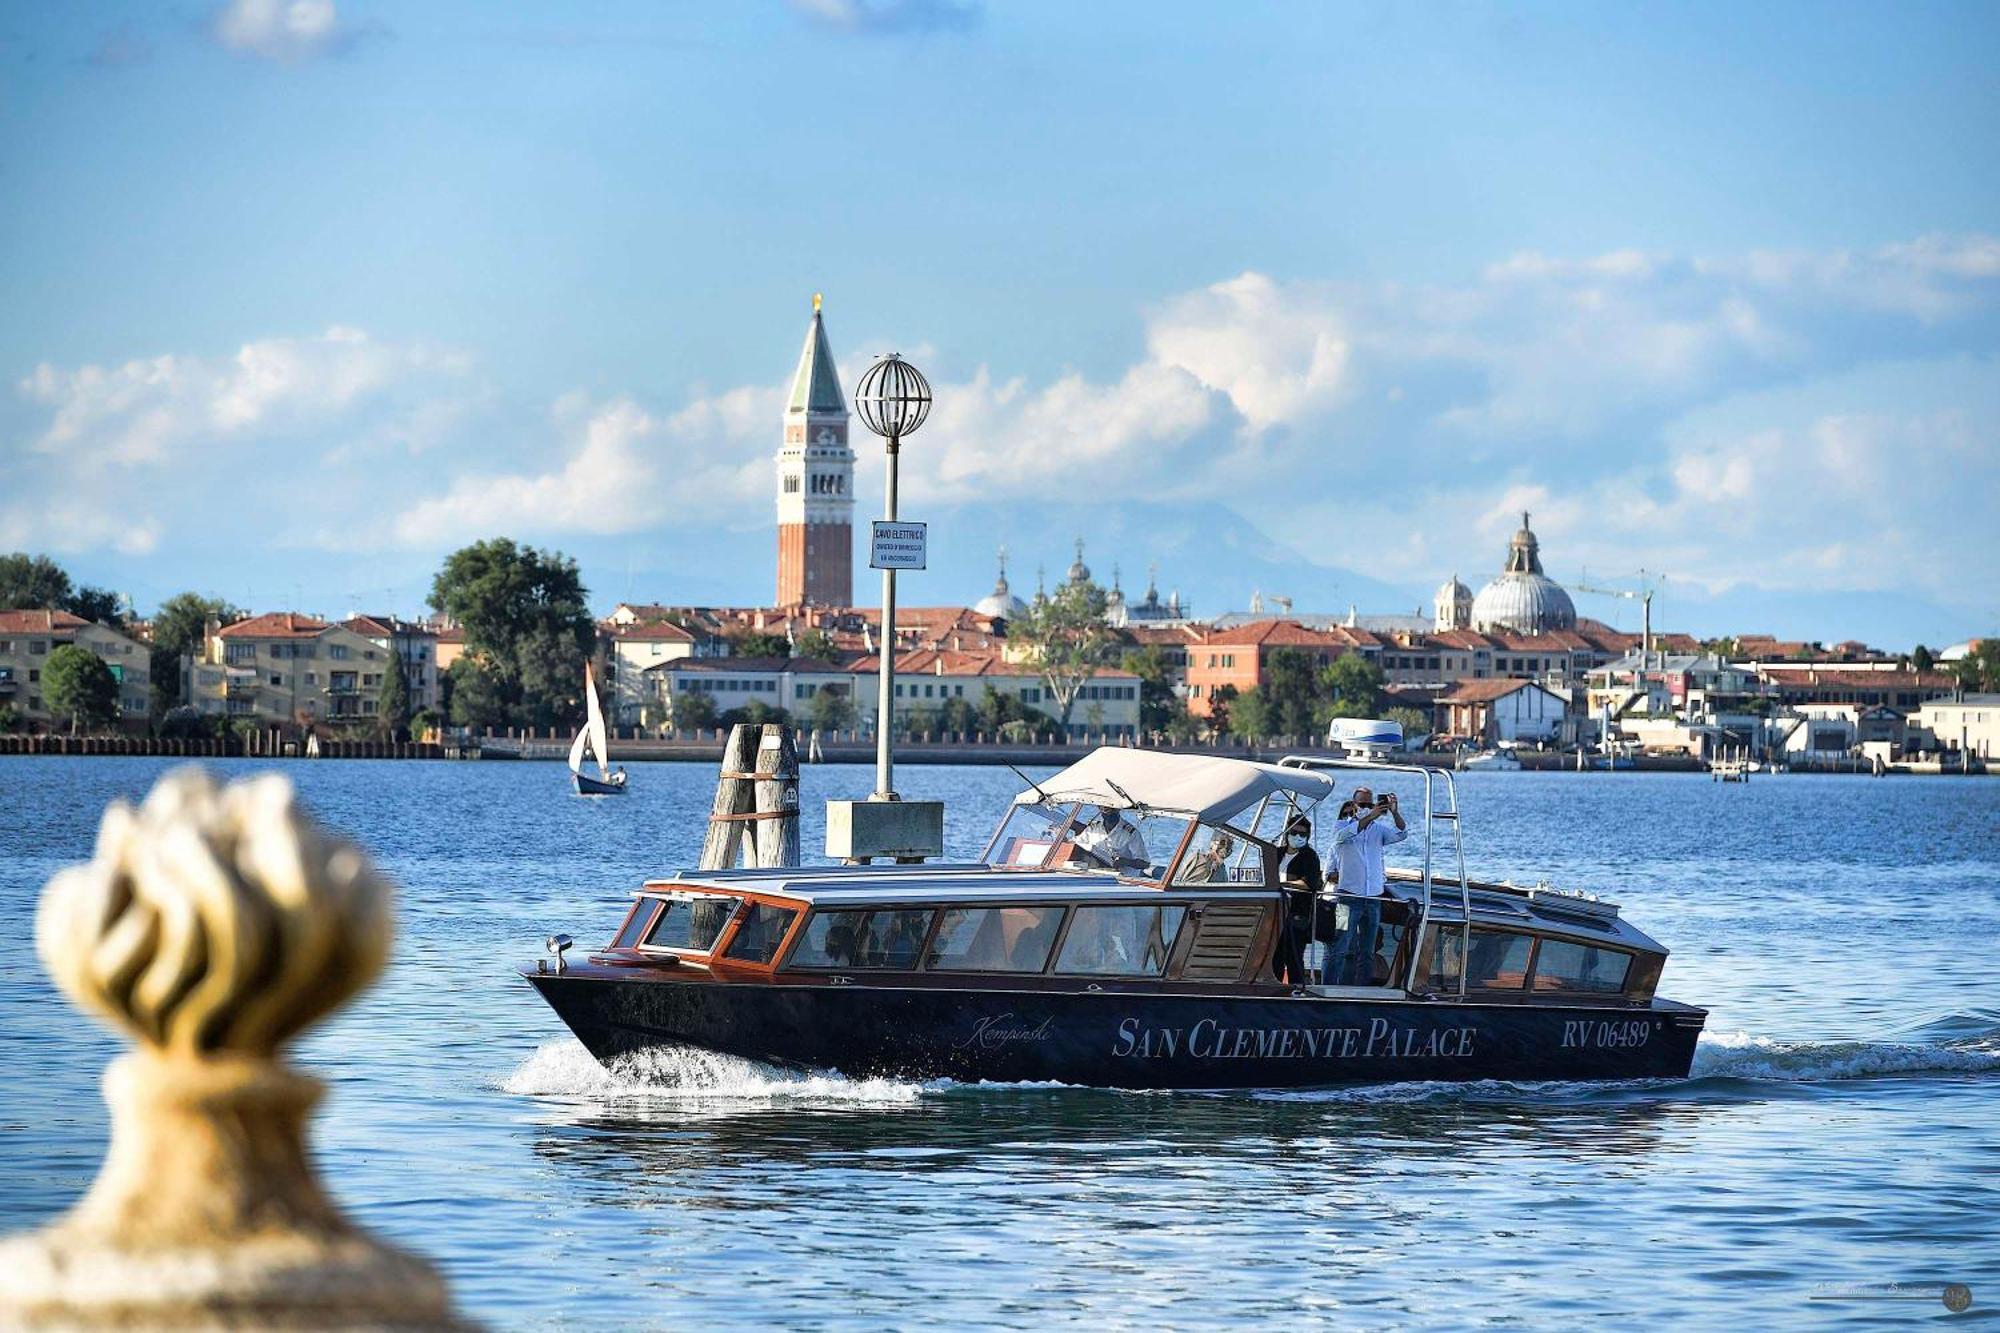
[1273,817,1321,984]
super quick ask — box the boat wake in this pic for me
[1689,1010,2000,1083]
[501,1038,926,1108]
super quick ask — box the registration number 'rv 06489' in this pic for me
[1560,1018,1653,1049]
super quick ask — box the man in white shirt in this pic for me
[1073,806,1149,871]
[1329,786,1407,984]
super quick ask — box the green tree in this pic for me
[1953,639,1999,692]
[429,539,595,729]
[1124,644,1181,732]
[1911,643,1934,673]
[1227,686,1273,740]
[1321,653,1385,719]
[732,631,792,659]
[147,592,244,718]
[445,656,510,730]
[794,629,839,662]
[1014,579,1115,736]
[0,552,73,610]
[807,687,857,731]
[1384,705,1432,745]
[0,703,18,734]
[377,656,411,738]
[43,644,119,734]
[671,689,718,732]
[1261,647,1325,737]
[1207,683,1238,737]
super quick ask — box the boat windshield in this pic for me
[985,801,1191,883]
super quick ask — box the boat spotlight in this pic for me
[545,933,573,972]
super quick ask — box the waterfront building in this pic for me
[601,618,714,727]
[1910,694,2000,760]
[184,613,392,726]
[341,615,439,713]
[1183,619,1383,718]
[1436,677,1570,745]
[0,609,150,726]
[1753,665,1957,711]
[775,296,855,607]
[648,647,1141,737]
[1469,513,1578,635]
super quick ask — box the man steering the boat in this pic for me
[1330,786,1407,985]
[1070,805,1150,871]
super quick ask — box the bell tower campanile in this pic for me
[776,294,855,607]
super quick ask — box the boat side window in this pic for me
[643,897,738,953]
[927,906,1066,972]
[1175,824,1260,885]
[789,908,934,970]
[609,897,659,950]
[1428,927,1534,990]
[1055,905,1189,976]
[722,902,801,965]
[1530,938,1632,994]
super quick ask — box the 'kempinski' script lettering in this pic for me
[1113,1016,1477,1062]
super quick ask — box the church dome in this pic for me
[973,549,1029,621]
[1470,513,1576,634]
[1066,537,1091,585]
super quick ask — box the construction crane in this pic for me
[1573,569,1664,662]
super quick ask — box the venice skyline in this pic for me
[2,0,1996,646]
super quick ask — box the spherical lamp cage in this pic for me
[853,354,932,441]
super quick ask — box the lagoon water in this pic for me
[1,756,1995,1326]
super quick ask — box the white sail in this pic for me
[567,722,589,777]
[584,660,611,780]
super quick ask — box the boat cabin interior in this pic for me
[581,749,1671,1009]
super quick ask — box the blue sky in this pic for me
[2,0,1996,645]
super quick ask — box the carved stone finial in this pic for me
[0,768,468,1330]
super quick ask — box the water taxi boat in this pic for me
[522,749,1706,1089]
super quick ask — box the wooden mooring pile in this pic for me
[699,723,801,870]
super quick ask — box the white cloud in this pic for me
[210,0,358,62]
[20,327,470,473]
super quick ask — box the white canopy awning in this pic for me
[1017,748,1335,823]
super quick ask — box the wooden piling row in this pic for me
[699,723,801,870]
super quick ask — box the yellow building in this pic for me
[0,609,151,726]
[185,613,393,726]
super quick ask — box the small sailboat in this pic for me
[570,662,628,796]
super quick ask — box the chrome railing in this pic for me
[1277,754,1471,995]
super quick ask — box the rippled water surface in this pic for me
[2,757,1995,1326]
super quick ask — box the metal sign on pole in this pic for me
[869,521,928,571]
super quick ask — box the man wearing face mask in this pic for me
[1274,816,1322,983]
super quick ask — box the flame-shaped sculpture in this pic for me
[37,770,391,1056]
[1,768,467,1330]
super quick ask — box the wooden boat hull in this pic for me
[574,772,627,796]
[523,969,1705,1090]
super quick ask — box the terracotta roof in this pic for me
[847,648,1136,679]
[343,614,435,639]
[610,620,696,643]
[1198,619,1354,649]
[434,625,465,644]
[1124,624,1204,645]
[1759,667,1957,690]
[217,612,331,640]
[0,608,90,634]
[1439,677,1560,703]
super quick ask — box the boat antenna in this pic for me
[1006,763,1049,803]
[1103,778,1147,815]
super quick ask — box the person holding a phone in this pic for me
[1330,786,1407,985]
